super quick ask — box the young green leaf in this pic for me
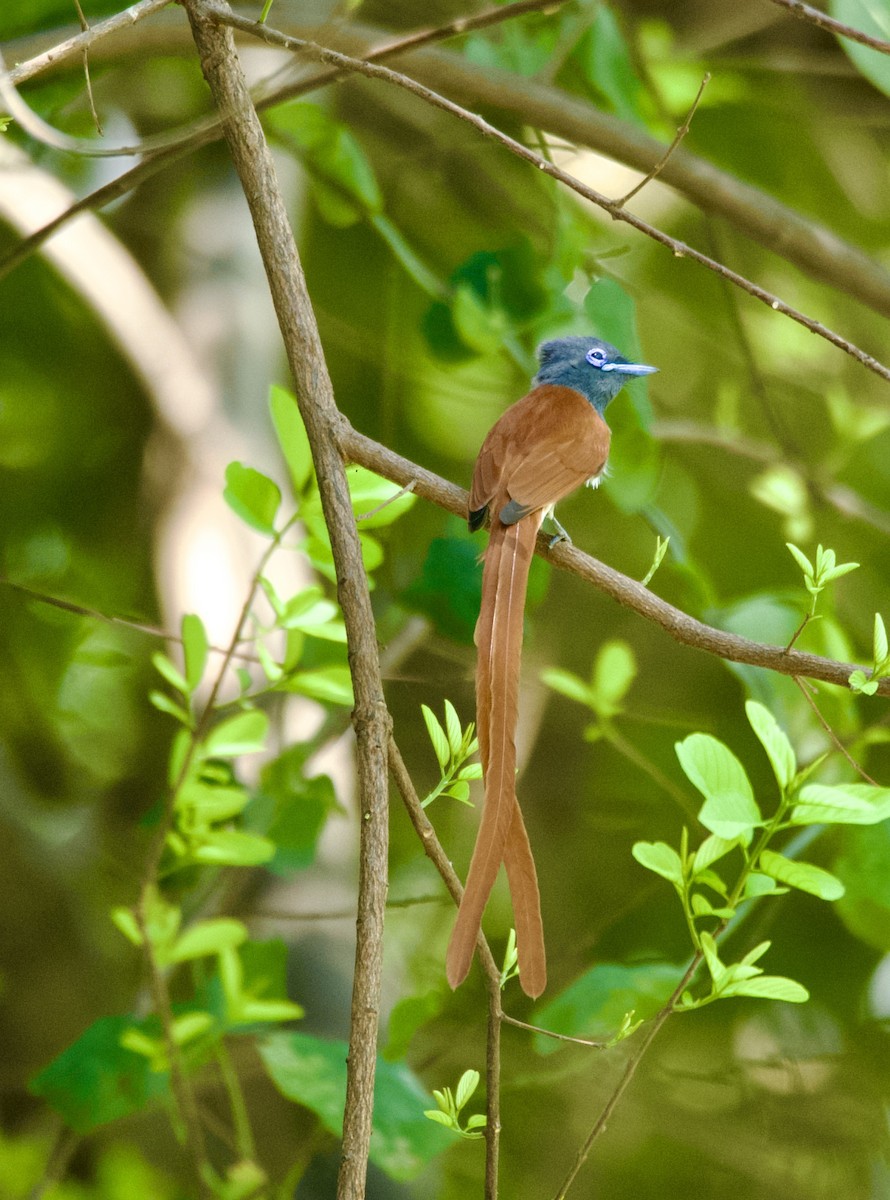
[443,700,463,759]
[224,462,282,535]
[724,976,809,1002]
[204,709,269,757]
[589,640,637,719]
[675,734,762,838]
[284,667,354,706]
[181,613,208,692]
[541,667,594,707]
[873,612,888,668]
[167,918,247,964]
[786,542,814,578]
[789,782,890,826]
[692,833,738,875]
[422,704,451,770]
[758,849,845,900]
[269,385,314,493]
[152,651,189,696]
[745,701,795,791]
[631,841,684,885]
[148,690,191,726]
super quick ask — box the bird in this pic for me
[445,334,657,998]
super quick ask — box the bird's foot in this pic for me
[544,515,572,548]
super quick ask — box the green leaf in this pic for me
[274,103,383,225]
[723,976,809,1003]
[833,822,890,951]
[692,834,738,875]
[541,667,594,707]
[573,4,647,124]
[758,850,845,900]
[675,734,762,838]
[190,829,276,867]
[383,991,445,1062]
[849,669,879,695]
[874,612,889,669]
[786,542,814,577]
[443,700,463,758]
[256,745,339,874]
[29,1015,170,1131]
[589,640,637,719]
[533,961,685,1052]
[790,783,890,826]
[745,701,795,791]
[269,385,313,493]
[631,841,683,885]
[181,613,208,692]
[259,1032,451,1180]
[223,462,282,535]
[284,666,354,706]
[168,918,247,964]
[149,690,191,726]
[176,781,248,824]
[204,710,269,757]
[422,704,451,769]
[454,1069,480,1112]
[152,651,189,696]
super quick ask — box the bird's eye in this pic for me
[585,348,607,366]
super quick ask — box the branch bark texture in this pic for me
[180,4,390,1197]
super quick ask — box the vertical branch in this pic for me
[181,4,391,1197]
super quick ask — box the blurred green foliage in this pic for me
[2,0,890,1197]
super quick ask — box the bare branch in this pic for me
[768,0,890,54]
[8,0,170,83]
[613,72,711,207]
[336,421,890,696]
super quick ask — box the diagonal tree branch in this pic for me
[336,422,890,697]
[179,4,391,1197]
[767,0,890,53]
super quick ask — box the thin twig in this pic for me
[210,8,890,383]
[71,0,103,135]
[552,955,702,1200]
[0,574,259,661]
[793,676,879,785]
[7,0,169,83]
[500,1011,608,1048]
[613,72,710,207]
[354,479,416,521]
[767,0,890,54]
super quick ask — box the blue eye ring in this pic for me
[585,347,608,367]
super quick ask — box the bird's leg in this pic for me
[543,512,571,547]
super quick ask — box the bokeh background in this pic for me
[1,0,889,1196]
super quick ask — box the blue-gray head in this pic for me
[535,335,657,414]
